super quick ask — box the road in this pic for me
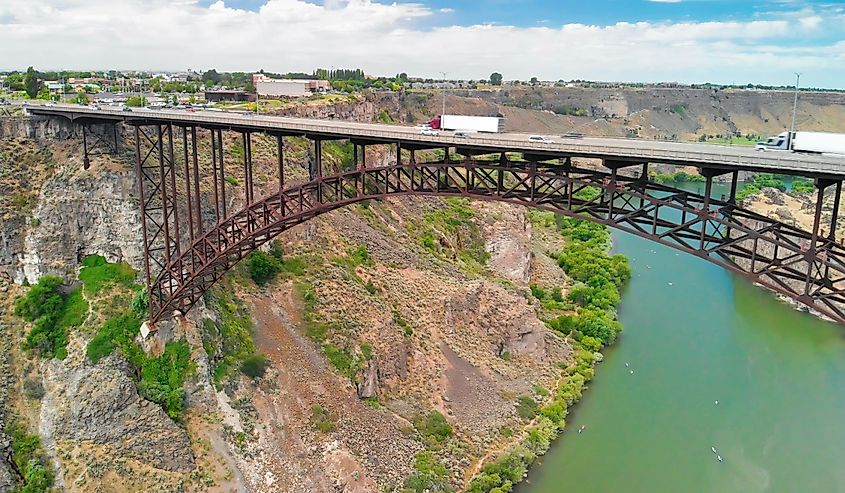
[26,103,845,178]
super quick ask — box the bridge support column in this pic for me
[191,127,202,237]
[313,139,323,203]
[698,168,732,251]
[805,179,836,296]
[82,125,90,170]
[242,132,255,204]
[728,170,739,204]
[276,135,285,211]
[181,127,195,243]
[134,126,153,324]
[829,180,842,242]
[214,129,228,221]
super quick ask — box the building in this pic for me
[253,73,330,98]
[46,81,101,95]
[204,90,255,103]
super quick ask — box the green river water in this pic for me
[521,182,845,493]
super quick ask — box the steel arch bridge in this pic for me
[27,110,845,326]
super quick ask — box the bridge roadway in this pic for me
[28,103,845,178]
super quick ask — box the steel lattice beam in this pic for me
[132,147,845,325]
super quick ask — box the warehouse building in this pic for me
[253,74,330,98]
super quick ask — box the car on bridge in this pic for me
[419,128,439,136]
[528,135,554,143]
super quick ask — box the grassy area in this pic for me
[702,136,759,147]
[78,255,137,297]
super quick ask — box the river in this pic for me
[521,182,845,492]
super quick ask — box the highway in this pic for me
[26,103,845,178]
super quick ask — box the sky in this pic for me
[1,0,844,87]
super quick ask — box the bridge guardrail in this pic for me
[31,105,843,175]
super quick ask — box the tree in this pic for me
[202,69,221,85]
[530,76,539,86]
[23,66,41,99]
[489,72,503,86]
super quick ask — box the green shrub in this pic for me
[87,312,193,420]
[240,353,270,378]
[15,277,86,359]
[413,411,453,446]
[791,179,815,195]
[403,451,454,492]
[247,250,282,285]
[131,287,148,318]
[7,419,54,492]
[86,311,141,363]
[467,447,535,493]
[323,343,351,374]
[516,396,539,420]
[310,404,336,432]
[137,341,194,420]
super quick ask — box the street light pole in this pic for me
[440,71,447,117]
[790,72,801,134]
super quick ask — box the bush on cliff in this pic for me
[15,276,87,360]
[7,419,54,492]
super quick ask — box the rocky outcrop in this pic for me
[40,354,195,473]
[0,116,75,141]
[445,281,547,360]
[21,164,142,283]
[356,360,379,399]
[0,323,17,491]
[477,202,532,283]
[0,118,143,285]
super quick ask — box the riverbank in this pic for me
[466,211,631,492]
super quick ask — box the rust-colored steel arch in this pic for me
[143,158,845,326]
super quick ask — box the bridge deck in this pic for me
[27,104,845,178]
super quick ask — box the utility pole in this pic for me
[440,71,447,117]
[790,72,801,134]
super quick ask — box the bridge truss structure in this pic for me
[29,110,845,325]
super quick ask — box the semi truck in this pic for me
[428,114,504,133]
[756,131,845,155]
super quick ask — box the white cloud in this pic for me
[0,0,843,87]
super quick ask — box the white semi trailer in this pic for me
[756,131,845,155]
[429,114,504,133]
